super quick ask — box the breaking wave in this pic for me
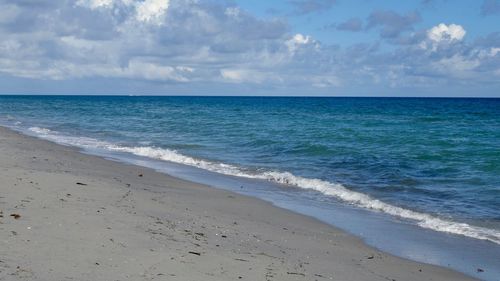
[26,126,500,244]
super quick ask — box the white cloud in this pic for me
[0,0,297,85]
[286,33,312,53]
[430,54,480,78]
[76,0,115,9]
[224,7,240,18]
[220,69,249,82]
[419,23,467,51]
[476,47,500,59]
[135,0,170,23]
[427,23,466,43]
[490,47,500,57]
[118,60,189,81]
[0,39,21,54]
[0,1,499,95]
[220,69,274,84]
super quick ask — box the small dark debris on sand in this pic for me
[287,272,305,276]
[188,251,201,256]
[477,268,484,273]
[76,182,87,186]
[10,213,21,219]
[138,174,143,177]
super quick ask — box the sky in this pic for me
[0,0,499,97]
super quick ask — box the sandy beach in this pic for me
[0,126,473,281]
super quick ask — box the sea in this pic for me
[0,96,499,280]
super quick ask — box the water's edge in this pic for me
[23,126,500,245]
[3,124,498,281]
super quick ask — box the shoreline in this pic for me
[0,126,474,280]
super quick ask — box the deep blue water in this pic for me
[0,96,499,240]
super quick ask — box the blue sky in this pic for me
[0,0,499,96]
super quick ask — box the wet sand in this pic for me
[0,127,474,280]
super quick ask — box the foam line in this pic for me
[26,126,500,244]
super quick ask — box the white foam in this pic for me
[28,127,53,134]
[26,126,500,244]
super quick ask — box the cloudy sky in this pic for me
[0,0,499,96]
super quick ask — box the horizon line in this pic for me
[0,94,499,99]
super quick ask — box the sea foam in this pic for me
[27,126,500,245]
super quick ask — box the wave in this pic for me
[26,126,500,244]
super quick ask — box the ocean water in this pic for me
[1,96,499,277]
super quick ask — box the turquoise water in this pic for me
[0,96,499,241]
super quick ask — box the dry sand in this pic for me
[0,127,474,281]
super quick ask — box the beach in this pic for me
[0,126,474,280]
[0,0,499,278]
